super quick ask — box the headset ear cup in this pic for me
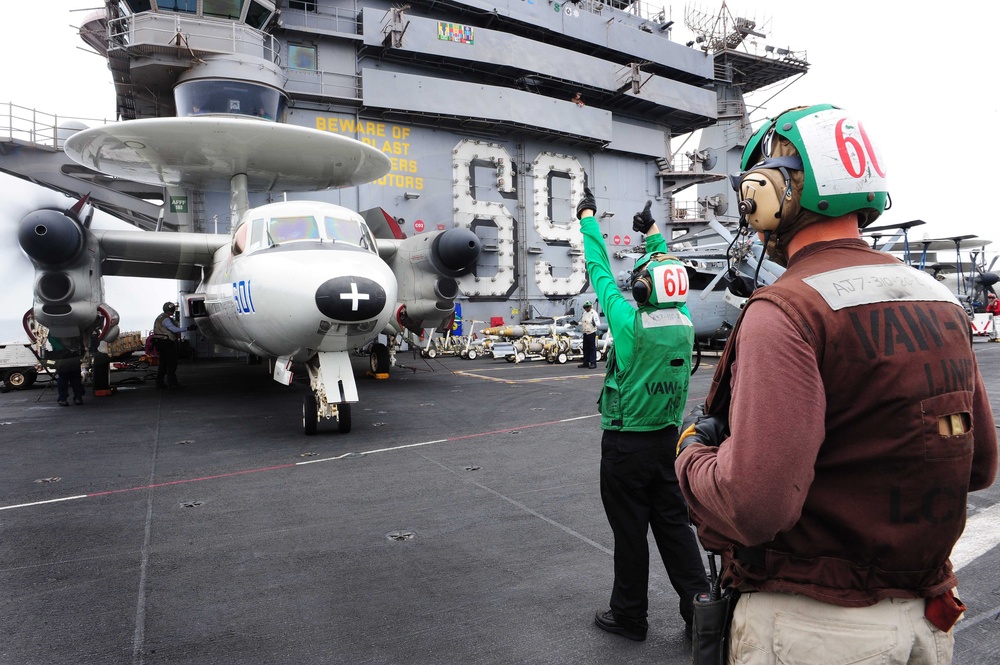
[633,275,651,305]
[739,169,786,232]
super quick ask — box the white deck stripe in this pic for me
[952,501,1000,571]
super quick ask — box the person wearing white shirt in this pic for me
[579,300,600,369]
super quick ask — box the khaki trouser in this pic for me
[729,591,954,665]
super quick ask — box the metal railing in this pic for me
[107,12,281,65]
[279,5,362,36]
[584,0,677,29]
[0,103,112,151]
[284,69,361,102]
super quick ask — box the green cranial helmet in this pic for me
[631,252,689,308]
[741,104,889,226]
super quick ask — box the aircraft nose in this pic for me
[315,276,388,321]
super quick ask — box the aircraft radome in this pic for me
[16,116,481,435]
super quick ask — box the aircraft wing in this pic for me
[17,202,232,337]
[864,219,926,233]
[95,229,229,280]
[914,238,992,253]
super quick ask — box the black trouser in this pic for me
[153,338,180,387]
[582,332,597,367]
[56,358,84,402]
[600,427,710,636]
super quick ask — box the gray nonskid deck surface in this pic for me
[1,344,998,664]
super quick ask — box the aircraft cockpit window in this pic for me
[361,225,376,252]
[269,216,320,244]
[324,217,375,252]
[248,218,266,251]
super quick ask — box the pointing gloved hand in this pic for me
[632,200,655,234]
[676,405,728,458]
[187,324,198,331]
[576,186,597,221]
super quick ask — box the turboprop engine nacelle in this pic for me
[17,204,108,338]
[387,227,481,334]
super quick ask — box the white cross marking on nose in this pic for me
[339,281,370,311]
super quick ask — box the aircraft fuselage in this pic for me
[192,201,397,362]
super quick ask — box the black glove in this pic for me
[187,324,198,331]
[632,200,655,234]
[576,186,597,221]
[676,405,728,458]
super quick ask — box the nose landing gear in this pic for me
[302,351,358,435]
[303,391,352,435]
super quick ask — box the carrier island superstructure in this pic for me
[2,0,808,345]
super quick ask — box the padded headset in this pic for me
[730,155,803,233]
[631,252,683,307]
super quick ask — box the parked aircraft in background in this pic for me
[16,116,480,434]
[864,220,997,314]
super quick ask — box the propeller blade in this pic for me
[699,268,728,300]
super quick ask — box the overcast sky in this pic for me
[3,1,999,339]
[669,1,1000,250]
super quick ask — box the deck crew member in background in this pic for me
[986,293,1000,341]
[152,302,196,390]
[578,301,600,369]
[577,189,709,641]
[675,104,998,664]
[48,335,85,406]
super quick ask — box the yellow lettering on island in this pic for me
[315,117,420,189]
[389,158,417,173]
[380,141,410,156]
[377,174,424,190]
[316,117,386,137]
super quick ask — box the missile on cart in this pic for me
[481,324,570,338]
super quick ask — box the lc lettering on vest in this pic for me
[676,104,998,664]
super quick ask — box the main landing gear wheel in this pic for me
[303,393,318,436]
[336,402,351,433]
[369,343,390,374]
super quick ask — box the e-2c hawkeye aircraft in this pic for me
[16,116,480,434]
